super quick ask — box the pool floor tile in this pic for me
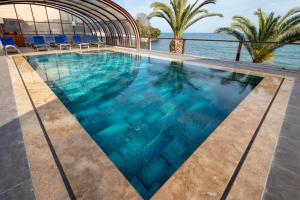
[138,157,171,189]
[161,138,188,164]
[25,50,266,199]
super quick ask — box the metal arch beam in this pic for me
[24,3,98,36]
[80,0,129,46]
[88,0,132,47]
[0,1,96,34]
[110,1,141,48]
[60,0,124,45]
[29,3,104,38]
[3,0,138,47]
[0,0,114,43]
[75,0,132,47]
[96,0,138,47]
[0,1,102,37]
[39,5,99,37]
[44,0,136,47]
[40,0,118,45]
[100,0,141,48]
[120,20,131,47]
[0,0,141,48]
[30,1,108,40]
[97,1,133,47]
[110,0,141,48]
[79,0,123,41]
[60,0,121,45]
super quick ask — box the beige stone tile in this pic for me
[11,50,293,200]
[7,57,69,200]
[226,78,294,200]
[152,77,282,200]
[107,47,291,79]
[16,47,291,80]
[13,56,141,200]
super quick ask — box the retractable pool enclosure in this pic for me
[0,0,140,48]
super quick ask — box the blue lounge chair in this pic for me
[54,35,71,50]
[33,36,48,51]
[91,35,105,48]
[0,37,20,55]
[73,35,89,50]
[45,36,55,46]
[26,36,34,47]
[83,35,92,43]
[84,35,104,48]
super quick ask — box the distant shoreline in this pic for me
[140,33,299,69]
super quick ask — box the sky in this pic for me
[114,0,300,33]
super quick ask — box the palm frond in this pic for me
[148,11,174,32]
[231,16,257,41]
[278,7,300,26]
[215,27,246,41]
[255,9,267,41]
[150,2,175,27]
[275,26,300,48]
[185,13,223,30]
[215,7,300,63]
[278,14,300,34]
[188,0,217,20]
[150,0,222,52]
[150,0,221,39]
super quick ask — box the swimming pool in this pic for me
[28,51,263,199]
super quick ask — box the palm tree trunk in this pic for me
[169,39,184,54]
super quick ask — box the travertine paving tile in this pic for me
[263,77,300,200]
[7,57,69,200]
[226,79,294,200]
[152,77,282,200]
[0,57,35,200]
[10,48,295,200]
[13,56,141,200]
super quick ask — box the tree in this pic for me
[215,8,300,63]
[136,13,151,26]
[149,27,161,38]
[149,0,223,54]
[136,13,161,38]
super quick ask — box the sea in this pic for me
[142,33,300,69]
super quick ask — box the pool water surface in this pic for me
[28,51,263,199]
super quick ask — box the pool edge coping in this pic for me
[9,48,295,199]
[11,55,142,200]
[6,57,70,200]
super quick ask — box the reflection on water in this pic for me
[148,60,262,95]
[29,51,141,113]
[148,61,201,93]
[28,51,263,200]
[209,68,262,93]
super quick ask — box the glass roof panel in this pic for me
[0,0,140,48]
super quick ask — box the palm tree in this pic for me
[215,8,300,63]
[149,0,223,54]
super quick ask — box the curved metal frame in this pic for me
[28,2,107,40]
[0,0,140,48]
[15,3,98,36]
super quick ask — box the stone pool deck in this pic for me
[0,47,299,200]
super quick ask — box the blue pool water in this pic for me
[28,51,263,199]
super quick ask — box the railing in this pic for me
[141,37,300,69]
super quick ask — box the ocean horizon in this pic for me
[142,33,300,69]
